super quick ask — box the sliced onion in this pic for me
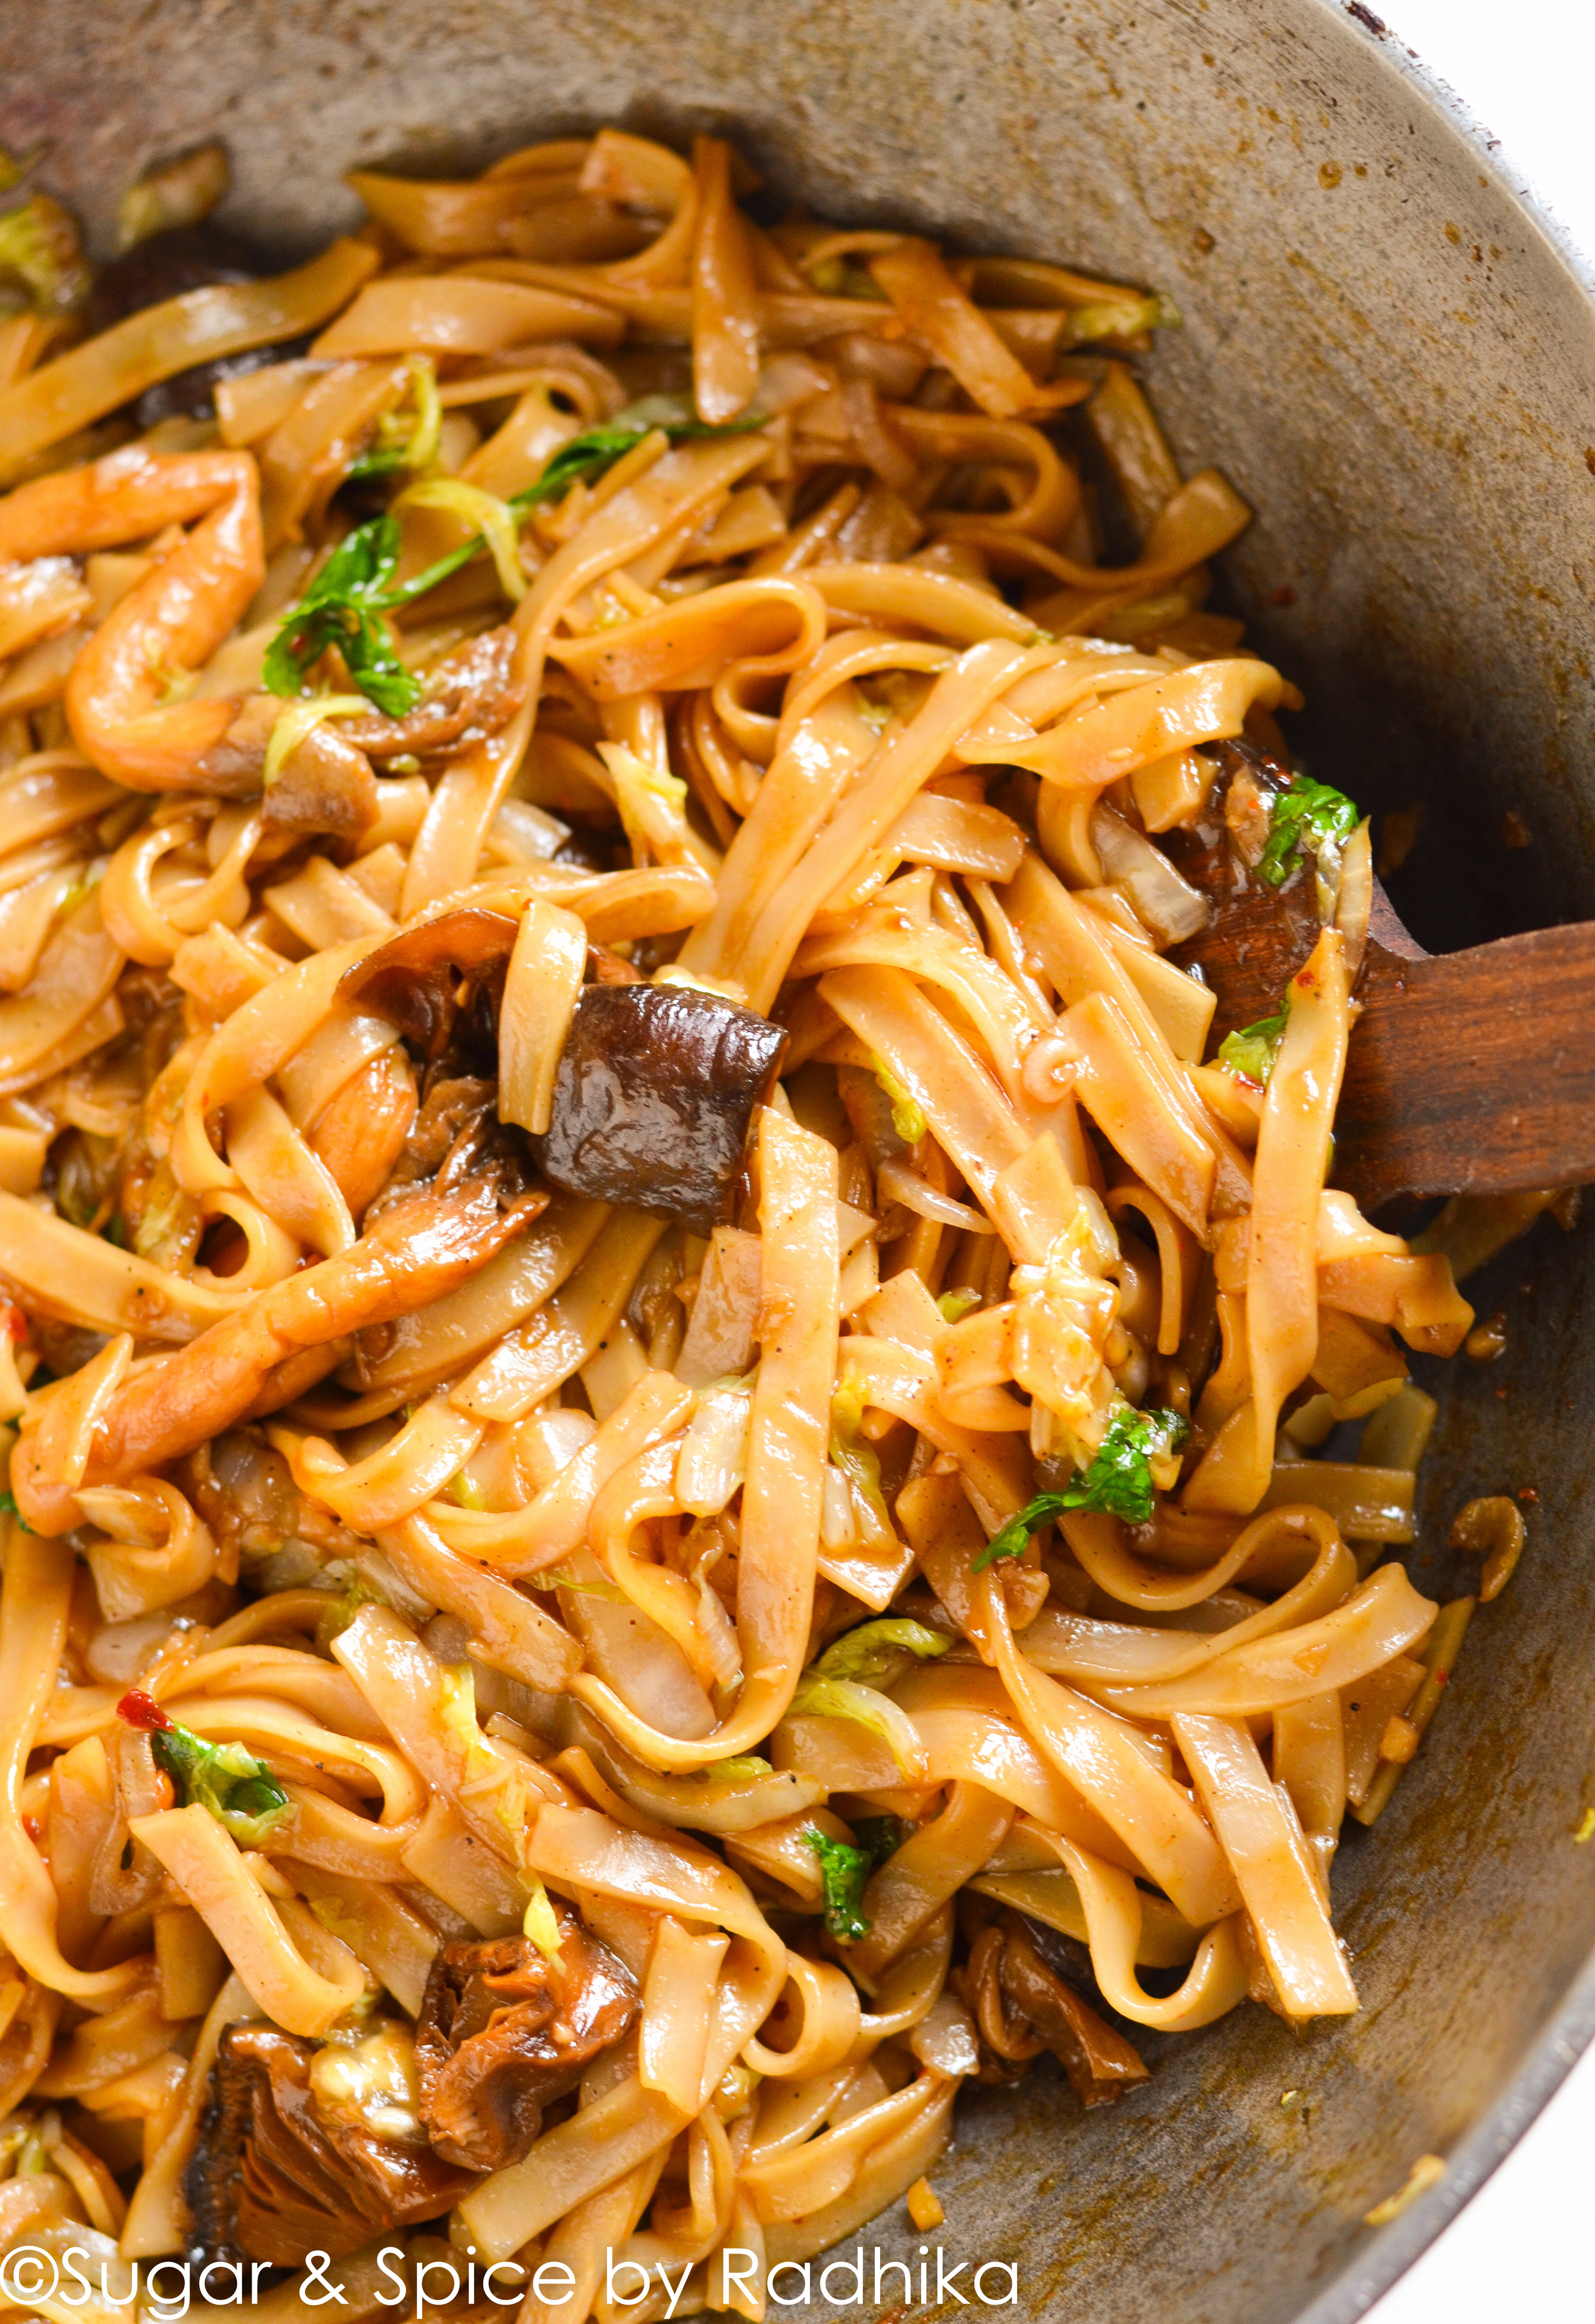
[1090,801,1209,945]
[876,1154,994,1233]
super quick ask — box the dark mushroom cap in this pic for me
[86,225,308,425]
[185,2023,476,2269]
[338,910,521,1062]
[415,1916,639,2173]
[531,982,788,1234]
[1165,738,1324,1043]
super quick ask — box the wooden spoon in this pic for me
[1167,745,1595,1210]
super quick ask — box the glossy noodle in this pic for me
[0,124,1523,2312]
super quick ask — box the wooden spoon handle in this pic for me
[1334,921,1595,1207]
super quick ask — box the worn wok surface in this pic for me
[1,3,1593,2320]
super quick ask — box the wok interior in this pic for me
[2,0,1594,2316]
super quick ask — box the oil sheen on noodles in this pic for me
[0,120,1524,2316]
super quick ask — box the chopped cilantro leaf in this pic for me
[804,1828,875,1941]
[972,1406,1190,1568]
[261,513,421,717]
[1257,776,1360,888]
[851,1813,909,1869]
[1217,1005,1289,1089]
[265,410,762,713]
[804,1813,908,1940]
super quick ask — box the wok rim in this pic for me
[1,0,1592,2312]
[1287,21,1595,2317]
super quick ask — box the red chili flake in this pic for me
[116,1689,172,1732]
[22,1813,40,1843]
[0,1304,25,1343]
[1517,1486,1539,1505]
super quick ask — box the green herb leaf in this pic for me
[261,514,421,716]
[851,1812,909,1870]
[803,1828,875,1941]
[802,1813,907,1941]
[513,406,763,514]
[972,1406,1190,1568]
[1217,1005,1289,1089]
[0,1490,35,1534]
[265,411,763,713]
[151,1721,290,1846]
[345,440,410,483]
[1257,776,1360,888]
[519,422,658,509]
[937,1287,983,1326]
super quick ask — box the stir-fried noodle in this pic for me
[0,124,1536,2310]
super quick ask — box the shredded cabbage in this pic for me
[522,1878,563,1959]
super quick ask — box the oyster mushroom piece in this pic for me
[335,629,525,759]
[531,982,788,1234]
[957,1909,1148,2106]
[185,2023,477,2268]
[998,1916,1148,2106]
[415,1915,640,2173]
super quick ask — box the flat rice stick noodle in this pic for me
[0,121,1487,2298]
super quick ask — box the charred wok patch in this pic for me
[86,226,308,427]
[530,982,788,1234]
[185,2023,475,2268]
[414,1915,639,2173]
[339,911,519,1062]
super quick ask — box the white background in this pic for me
[1361,2,1595,2320]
